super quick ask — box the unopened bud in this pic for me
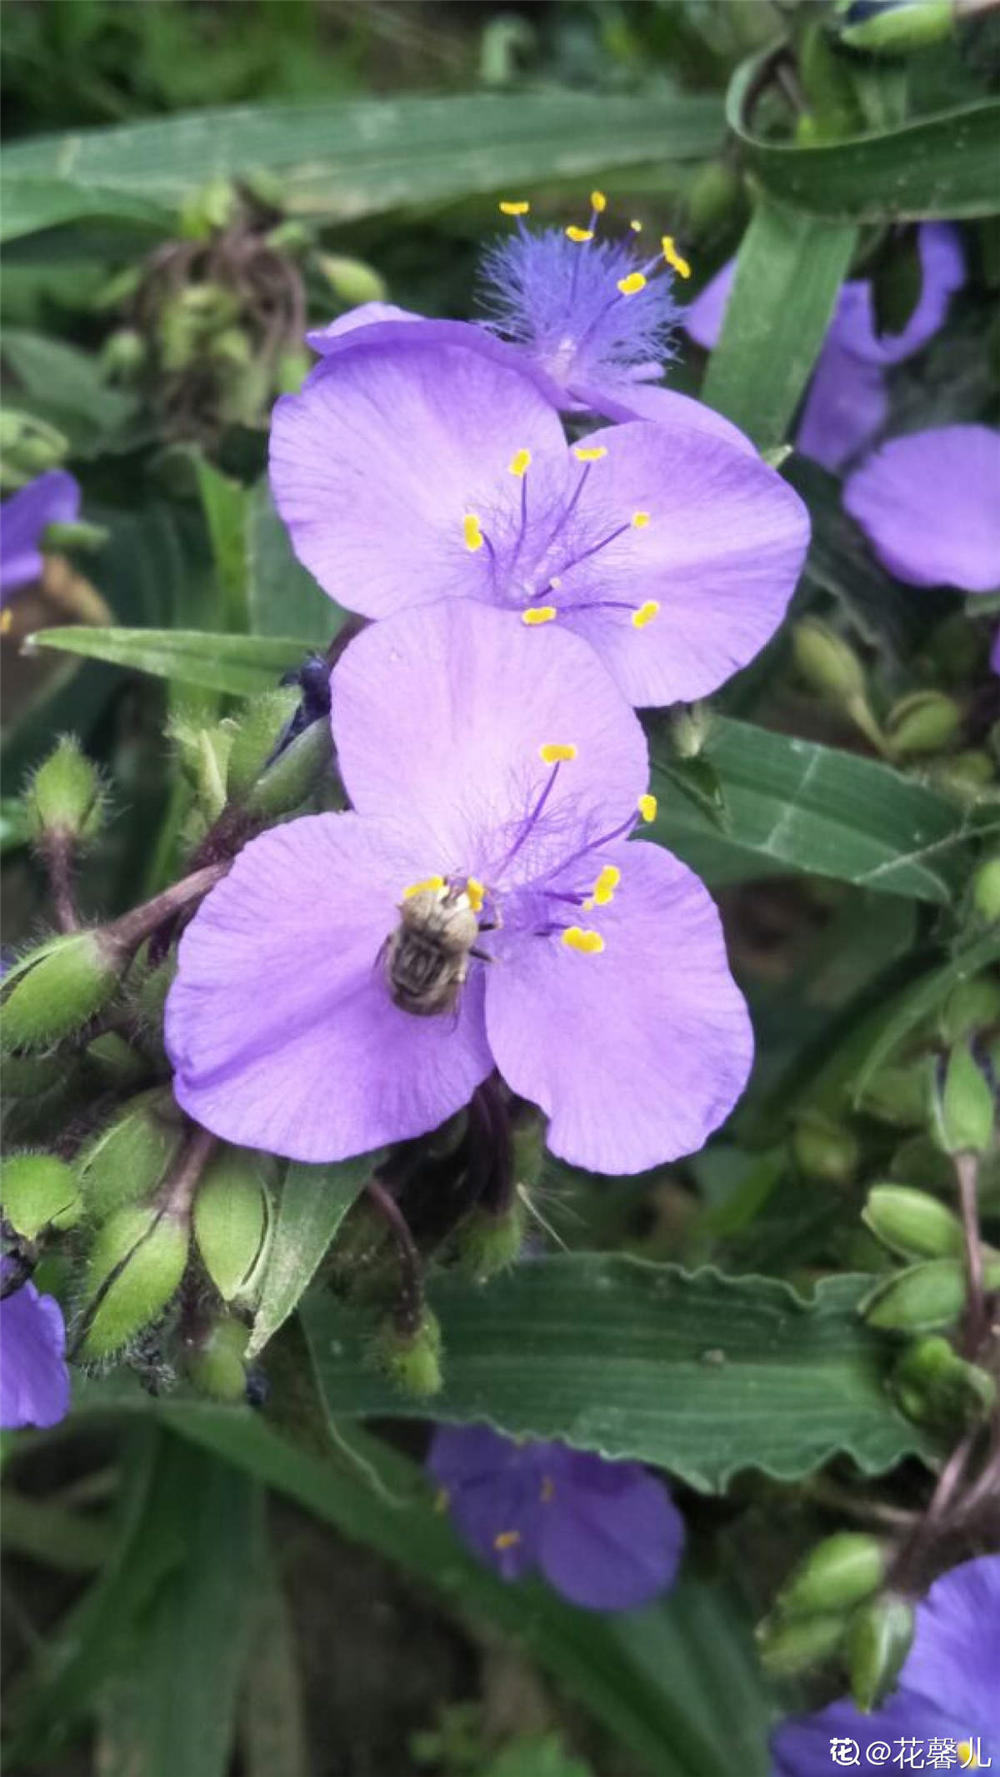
[932,1043,995,1156]
[0,411,69,481]
[1,931,122,1053]
[76,1088,186,1221]
[1,1153,80,1238]
[274,347,311,395]
[837,0,953,56]
[863,1256,1000,1332]
[225,688,301,802]
[264,220,312,256]
[940,978,1000,1044]
[244,716,332,820]
[892,1335,996,1433]
[169,718,233,824]
[971,856,1000,924]
[26,736,103,843]
[371,1308,443,1398]
[179,176,239,240]
[792,619,866,704]
[193,1148,271,1303]
[79,1203,189,1359]
[209,326,253,370]
[101,328,147,380]
[316,254,388,307]
[669,701,713,760]
[456,1199,525,1282]
[757,1611,846,1678]
[792,1110,859,1184]
[885,690,962,759]
[846,1593,915,1714]
[777,1533,888,1619]
[185,1314,250,1402]
[862,1185,963,1260]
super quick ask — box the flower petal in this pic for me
[305,302,424,351]
[537,1451,684,1611]
[1,470,80,599]
[485,840,753,1173]
[427,1424,541,1581]
[844,426,1000,592]
[167,812,493,1161]
[0,1279,70,1429]
[332,602,648,884]
[574,378,756,456]
[900,1555,1000,1731]
[773,1694,964,1777]
[831,223,965,367]
[682,260,735,351]
[795,340,889,473]
[269,333,567,617]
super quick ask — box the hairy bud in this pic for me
[193,1148,271,1303]
[371,1308,443,1399]
[244,717,332,820]
[79,1203,190,1360]
[26,736,104,844]
[185,1314,251,1402]
[1,1153,80,1239]
[1,931,122,1053]
[75,1088,186,1221]
[225,688,301,803]
[456,1198,525,1283]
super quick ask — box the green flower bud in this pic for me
[316,254,388,307]
[456,1198,525,1282]
[885,690,962,759]
[0,411,69,483]
[244,717,332,820]
[669,701,713,761]
[862,1256,1000,1332]
[892,1334,996,1433]
[792,1110,859,1184]
[757,1611,846,1678]
[1,1153,80,1238]
[193,1148,271,1303]
[100,327,147,380]
[862,1185,964,1260]
[40,520,108,555]
[371,1308,443,1399]
[75,1088,186,1221]
[777,1533,889,1619]
[179,176,239,240]
[225,688,301,802]
[168,718,233,824]
[26,736,103,844]
[264,220,312,256]
[857,1062,930,1128]
[2,1051,66,1099]
[185,1314,250,1402]
[838,0,953,56]
[792,619,866,704]
[939,977,1000,1044]
[685,160,743,238]
[932,1043,995,1156]
[79,1203,189,1360]
[85,1031,149,1092]
[209,326,253,370]
[274,347,312,396]
[846,1594,915,1714]
[1,931,122,1054]
[971,856,1000,924]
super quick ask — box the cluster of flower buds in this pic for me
[759,1529,915,1714]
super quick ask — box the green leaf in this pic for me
[239,1534,309,1777]
[27,626,311,696]
[302,1256,930,1490]
[0,176,171,242]
[3,88,722,238]
[191,456,252,635]
[247,1153,381,1359]
[2,329,138,454]
[647,716,977,903]
[246,479,343,648]
[701,195,857,448]
[728,51,1000,221]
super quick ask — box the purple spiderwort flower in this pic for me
[0,1258,71,1429]
[773,1555,1000,1774]
[1,470,80,604]
[166,602,752,1173]
[684,225,965,473]
[427,1423,684,1612]
[270,327,808,711]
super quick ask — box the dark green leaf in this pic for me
[247,1153,382,1360]
[27,626,311,696]
[0,176,170,242]
[2,329,137,454]
[246,480,343,648]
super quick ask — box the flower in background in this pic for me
[684,225,965,473]
[167,602,752,1174]
[0,1259,71,1429]
[270,327,807,709]
[428,1423,684,1612]
[1,470,80,605]
[773,1555,1000,1774]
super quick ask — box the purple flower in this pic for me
[0,470,80,603]
[0,1260,71,1429]
[773,1555,1000,1775]
[684,226,965,473]
[166,601,752,1173]
[428,1423,684,1612]
[269,328,808,710]
[843,426,1000,593]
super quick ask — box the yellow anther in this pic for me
[617,272,647,297]
[465,877,486,913]
[661,235,692,279]
[572,444,608,462]
[565,225,594,244]
[590,190,607,214]
[632,600,660,629]
[638,793,657,824]
[631,511,651,529]
[463,513,484,552]
[403,875,445,900]
[562,926,605,955]
[522,604,557,626]
[494,1529,522,1551]
[540,1475,556,1504]
[591,864,621,906]
[499,200,530,216]
[629,218,643,233]
[0,607,13,635]
[539,742,577,764]
[509,448,532,478]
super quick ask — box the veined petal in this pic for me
[305,301,424,352]
[166,812,493,1162]
[485,841,753,1174]
[0,1279,70,1429]
[1,470,80,599]
[796,340,889,473]
[844,426,1000,592]
[573,378,756,456]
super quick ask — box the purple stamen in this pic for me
[494,759,563,877]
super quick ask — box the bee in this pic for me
[383,883,484,1018]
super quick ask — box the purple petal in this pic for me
[485,840,753,1173]
[537,1451,684,1612]
[900,1555,1000,1732]
[575,379,756,457]
[991,626,1000,677]
[305,302,424,351]
[682,259,735,351]
[1,470,80,599]
[167,812,493,1161]
[269,334,567,618]
[0,1280,70,1429]
[427,1424,543,1581]
[831,224,965,367]
[534,419,808,708]
[331,602,648,886]
[795,341,889,473]
[773,1693,965,1777]
[844,426,1000,591]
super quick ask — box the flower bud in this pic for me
[185,1314,251,1402]
[0,411,69,481]
[178,176,239,240]
[857,1062,931,1128]
[274,347,312,396]
[1,1153,80,1238]
[316,254,388,307]
[931,1043,995,1156]
[79,1203,189,1360]
[939,977,1000,1044]
[264,220,312,256]
[885,690,963,759]
[26,736,103,844]
[101,328,147,380]
[193,1148,271,1303]
[168,718,233,824]
[456,1199,525,1282]
[792,619,866,704]
[971,855,1000,924]
[792,1110,859,1184]
[225,688,301,803]
[846,1594,915,1714]
[861,1185,964,1260]
[244,716,332,820]
[892,1335,996,1433]
[1,931,122,1053]
[862,1256,1000,1332]
[757,1611,846,1678]
[209,326,253,370]
[777,1533,889,1619]
[371,1308,443,1399]
[837,0,953,56]
[669,701,713,761]
[75,1088,186,1221]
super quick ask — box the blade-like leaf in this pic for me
[247,1153,382,1360]
[302,1257,930,1490]
[27,626,312,696]
[246,479,343,648]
